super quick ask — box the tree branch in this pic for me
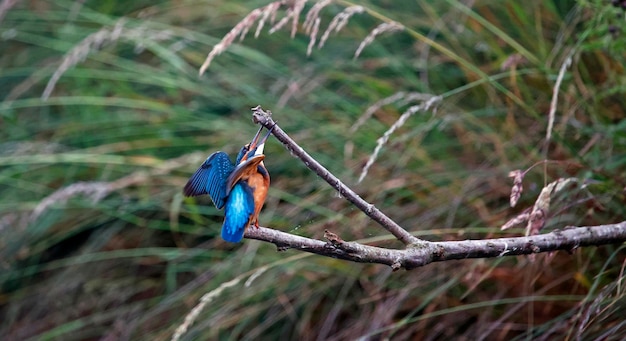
[246,221,626,270]
[251,105,422,245]
[246,106,626,270]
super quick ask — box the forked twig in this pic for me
[251,105,423,246]
[247,106,626,270]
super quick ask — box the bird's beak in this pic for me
[254,125,274,156]
[247,126,264,151]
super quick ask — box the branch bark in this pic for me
[246,222,626,270]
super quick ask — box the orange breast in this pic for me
[246,163,270,226]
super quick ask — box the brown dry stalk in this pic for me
[501,209,530,231]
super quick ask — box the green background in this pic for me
[1,0,625,340]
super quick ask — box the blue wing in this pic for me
[221,182,254,242]
[183,152,234,209]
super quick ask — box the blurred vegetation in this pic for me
[1,0,625,340]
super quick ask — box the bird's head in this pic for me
[236,125,274,164]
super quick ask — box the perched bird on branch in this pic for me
[184,126,272,242]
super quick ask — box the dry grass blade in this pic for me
[545,50,574,152]
[268,0,306,37]
[30,181,112,221]
[29,153,200,222]
[202,0,312,74]
[199,7,265,75]
[0,0,18,24]
[358,95,441,183]
[351,92,435,133]
[508,169,524,207]
[526,178,578,236]
[42,19,172,99]
[303,0,332,34]
[500,53,527,71]
[255,2,282,38]
[171,275,245,341]
[319,5,364,48]
[42,19,127,100]
[501,209,531,231]
[354,21,404,59]
[306,17,321,56]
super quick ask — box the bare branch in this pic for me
[246,221,626,270]
[243,106,626,270]
[251,106,423,245]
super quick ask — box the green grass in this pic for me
[1,0,625,340]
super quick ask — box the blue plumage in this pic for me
[183,125,273,243]
[221,183,254,242]
[183,152,234,209]
[184,151,253,242]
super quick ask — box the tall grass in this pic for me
[1,0,625,340]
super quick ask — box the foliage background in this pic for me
[1,0,625,340]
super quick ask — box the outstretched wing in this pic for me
[183,152,234,209]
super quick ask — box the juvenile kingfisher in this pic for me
[183,126,272,242]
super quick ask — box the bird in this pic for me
[183,126,272,242]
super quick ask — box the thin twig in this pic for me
[251,105,423,245]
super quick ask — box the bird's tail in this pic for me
[221,183,254,242]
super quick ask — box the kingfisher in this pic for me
[183,126,272,242]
